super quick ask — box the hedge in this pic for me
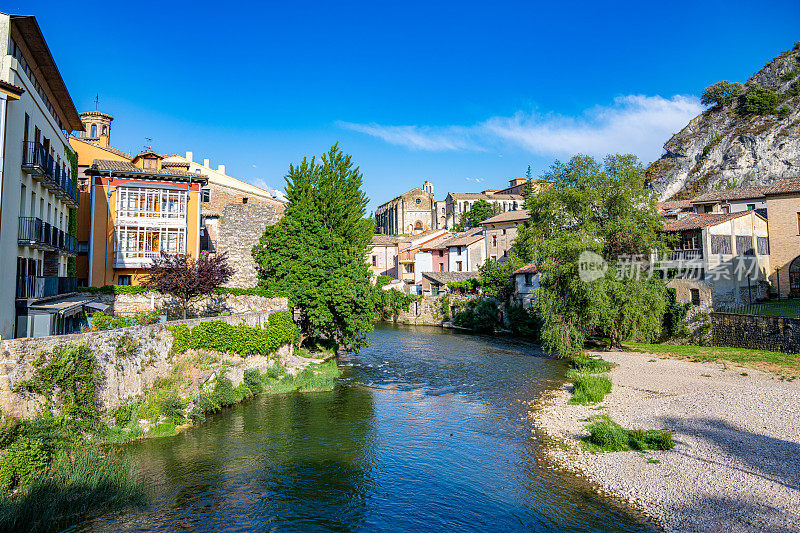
[77,285,150,295]
[168,311,299,357]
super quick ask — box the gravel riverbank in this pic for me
[531,351,800,532]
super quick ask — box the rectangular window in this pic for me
[492,235,497,247]
[242,197,248,204]
[116,187,188,220]
[372,256,377,266]
[736,236,754,256]
[456,261,463,271]
[439,250,443,257]
[710,235,732,254]
[525,274,535,286]
[747,204,755,211]
[690,288,700,306]
[201,188,210,202]
[118,275,132,286]
[757,236,770,256]
[797,213,800,234]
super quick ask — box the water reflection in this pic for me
[75,324,655,533]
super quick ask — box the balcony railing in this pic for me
[660,249,704,261]
[21,141,79,208]
[114,250,161,269]
[17,217,78,255]
[16,275,78,299]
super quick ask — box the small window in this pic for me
[797,212,800,234]
[690,288,701,306]
[492,235,497,247]
[736,236,754,256]
[242,197,248,204]
[757,236,770,256]
[439,250,443,257]
[747,204,755,211]
[118,275,132,286]
[456,261,463,271]
[101,125,107,135]
[372,256,377,266]
[439,264,444,271]
[201,188,210,203]
[90,124,97,137]
[502,229,507,235]
[525,273,535,286]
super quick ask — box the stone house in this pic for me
[442,178,548,229]
[657,200,694,221]
[690,187,768,214]
[764,177,800,297]
[445,229,486,273]
[217,204,281,288]
[368,235,402,279]
[660,211,770,307]
[512,263,539,308]
[480,209,530,262]
[420,271,479,296]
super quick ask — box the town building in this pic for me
[374,181,437,235]
[512,263,539,308]
[480,209,530,262]
[444,229,486,273]
[420,271,479,296]
[660,211,770,307]
[657,199,694,220]
[80,154,206,287]
[368,235,403,279]
[161,152,285,252]
[398,230,452,287]
[763,178,800,297]
[0,13,94,339]
[442,178,548,229]
[690,187,768,214]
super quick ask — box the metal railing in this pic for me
[659,249,704,261]
[21,142,79,207]
[16,275,78,299]
[717,299,800,318]
[17,217,78,254]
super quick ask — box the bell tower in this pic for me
[78,111,113,148]
[423,180,434,195]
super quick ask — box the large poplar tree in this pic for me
[252,144,374,351]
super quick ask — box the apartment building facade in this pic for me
[480,209,529,262]
[0,14,86,338]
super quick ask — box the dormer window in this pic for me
[143,157,157,169]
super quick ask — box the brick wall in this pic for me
[216,203,282,288]
[0,300,290,419]
[766,193,800,297]
[711,312,800,353]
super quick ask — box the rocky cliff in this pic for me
[647,44,800,200]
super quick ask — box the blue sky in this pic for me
[17,0,800,210]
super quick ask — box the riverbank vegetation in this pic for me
[583,415,674,453]
[253,144,375,353]
[566,355,613,404]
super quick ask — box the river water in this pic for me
[74,324,656,532]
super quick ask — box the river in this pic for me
[73,324,656,532]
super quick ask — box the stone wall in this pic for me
[394,294,472,325]
[0,300,291,419]
[711,312,800,353]
[93,292,284,318]
[217,203,281,288]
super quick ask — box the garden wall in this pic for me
[0,298,291,418]
[711,312,800,353]
[92,292,280,318]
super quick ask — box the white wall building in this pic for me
[0,14,85,339]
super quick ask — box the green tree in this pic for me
[700,81,744,108]
[454,199,498,231]
[252,144,374,351]
[477,257,517,298]
[515,154,668,356]
[742,86,780,115]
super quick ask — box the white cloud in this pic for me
[339,95,702,163]
[252,178,287,201]
[465,177,484,183]
[337,121,480,151]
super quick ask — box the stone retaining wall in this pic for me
[394,294,472,325]
[711,312,800,353]
[0,298,290,419]
[92,292,281,318]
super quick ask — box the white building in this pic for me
[690,187,768,214]
[512,264,540,308]
[0,14,86,339]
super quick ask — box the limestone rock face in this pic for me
[647,45,800,200]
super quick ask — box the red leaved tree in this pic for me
[143,252,233,319]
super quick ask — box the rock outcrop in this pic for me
[647,44,800,200]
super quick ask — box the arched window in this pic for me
[90,124,97,137]
[790,256,800,294]
[414,221,423,232]
[102,125,107,135]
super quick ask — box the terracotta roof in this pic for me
[450,192,524,200]
[661,212,752,232]
[371,235,403,246]
[480,209,530,225]
[86,159,208,183]
[0,79,24,97]
[162,161,190,168]
[765,177,800,195]
[657,200,693,212]
[69,136,133,159]
[690,187,768,203]
[442,228,484,247]
[513,263,537,275]
[79,110,112,120]
[422,271,480,284]
[419,233,456,251]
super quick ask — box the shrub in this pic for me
[15,344,102,424]
[372,288,412,320]
[453,299,502,333]
[742,86,780,115]
[789,79,800,97]
[157,394,187,424]
[506,304,542,338]
[0,437,51,491]
[168,311,299,357]
[243,368,265,394]
[700,81,744,108]
[778,107,791,119]
[78,285,150,295]
[375,275,393,289]
[569,373,612,404]
[570,355,611,374]
[782,68,798,81]
[213,375,238,408]
[662,288,691,339]
[586,416,675,452]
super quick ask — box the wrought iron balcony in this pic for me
[17,217,78,255]
[16,275,78,299]
[21,142,79,208]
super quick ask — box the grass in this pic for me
[582,415,675,453]
[0,449,145,532]
[624,342,800,376]
[568,372,612,405]
[146,422,177,438]
[720,299,800,318]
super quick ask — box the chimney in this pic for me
[217,164,225,175]
[185,151,193,162]
[203,158,210,168]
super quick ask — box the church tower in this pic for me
[78,111,113,148]
[422,180,434,195]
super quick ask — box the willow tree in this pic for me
[252,144,374,351]
[515,154,668,356]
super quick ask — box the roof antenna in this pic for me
[144,137,152,151]
[95,93,99,110]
